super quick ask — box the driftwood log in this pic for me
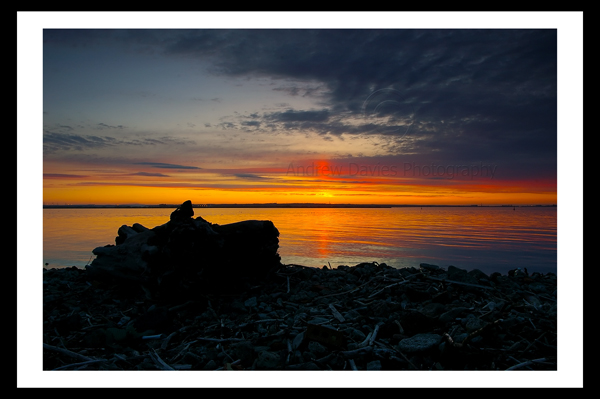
[85,200,282,301]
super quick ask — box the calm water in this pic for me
[42,207,557,275]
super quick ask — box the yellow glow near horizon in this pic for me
[42,181,557,206]
[42,149,557,206]
[42,156,557,206]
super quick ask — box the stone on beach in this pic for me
[85,200,281,299]
[397,333,443,353]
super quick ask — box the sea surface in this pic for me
[42,206,557,275]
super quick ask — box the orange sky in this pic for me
[43,158,556,205]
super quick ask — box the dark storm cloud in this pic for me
[241,121,261,127]
[267,109,330,123]
[96,123,125,130]
[272,85,324,98]
[163,30,555,101]
[44,173,89,179]
[43,130,196,153]
[131,171,170,177]
[43,130,119,152]
[233,173,271,180]
[158,29,556,161]
[133,162,201,169]
[44,29,557,175]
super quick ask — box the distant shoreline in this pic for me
[43,203,557,209]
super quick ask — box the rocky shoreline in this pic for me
[43,261,557,371]
[42,201,557,372]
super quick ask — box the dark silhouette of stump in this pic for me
[86,200,282,302]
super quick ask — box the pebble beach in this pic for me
[43,261,557,372]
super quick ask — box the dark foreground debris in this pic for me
[43,261,557,371]
[43,201,557,371]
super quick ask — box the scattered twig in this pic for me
[368,280,411,298]
[161,331,178,350]
[52,358,108,370]
[507,339,526,351]
[43,343,94,362]
[424,275,494,290]
[220,345,235,363]
[443,318,504,349]
[142,334,164,340]
[316,275,384,300]
[506,357,552,371]
[368,323,381,346]
[340,346,373,358]
[239,319,283,328]
[393,319,404,334]
[172,364,192,370]
[329,303,345,322]
[196,337,245,343]
[149,349,175,370]
[373,341,418,370]
[358,332,372,348]
[169,341,197,363]
[168,300,196,312]
[286,339,293,364]
[347,358,358,370]
[81,324,108,331]
[314,352,336,365]
[215,359,242,370]
[521,332,546,355]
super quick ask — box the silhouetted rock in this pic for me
[170,199,194,221]
[85,200,282,300]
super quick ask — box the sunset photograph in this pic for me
[19,12,583,388]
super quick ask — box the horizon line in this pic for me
[43,203,557,208]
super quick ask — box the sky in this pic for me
[27,13,581,206]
